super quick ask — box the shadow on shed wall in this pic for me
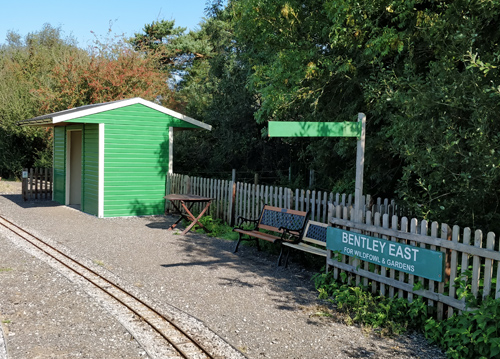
[127,128,169,216]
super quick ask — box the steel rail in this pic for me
[0,215,214,359]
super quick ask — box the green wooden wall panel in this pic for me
[82,124,99,216]
[66,105,169,217]
[103,201,165,217]
[102,106,169,217]
[53,127,66,204]
[62,104,207,217]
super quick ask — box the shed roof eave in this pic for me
[139,99,212,131]
[19,97,211,131]
[18,118,54,126]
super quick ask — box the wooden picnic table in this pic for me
[164,194,213,235]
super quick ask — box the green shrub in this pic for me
[192,215,237,240]
[313,271,500,358]
[313,271,429,335]
[425,298,500,359]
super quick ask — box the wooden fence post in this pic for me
[22,168,28,201]
[354,113,366,223]
[184,175,191,194]
[29,168,34,200]
[309,169,315,189]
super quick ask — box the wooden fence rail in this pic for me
[165,173,400,226]
[22,168,53,201]
[327,204,499,320]
[166,173,499,321]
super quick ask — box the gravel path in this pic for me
[0,186,445,359]
[0,229,147,358]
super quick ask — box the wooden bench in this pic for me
[279,220,328,267]
[232,205,310,261]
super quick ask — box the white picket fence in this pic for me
[328,204,500,320]
[165,173,400,225]
[166,173,500,321]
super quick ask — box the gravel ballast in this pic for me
[0,186,445,359]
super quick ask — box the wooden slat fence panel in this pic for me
[483,233,495,300]
[22,168,53,201]
[164,173,500,321]
[328,212,499,319]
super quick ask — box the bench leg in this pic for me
[234,234,261,254]
[233,233,243,253]
[277,246,291,267]
[283,247,291,268]
[277,245,284,266]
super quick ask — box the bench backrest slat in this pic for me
[303,221,328,247]
[258,205,308,233]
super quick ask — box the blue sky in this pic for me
[0,0,208,47]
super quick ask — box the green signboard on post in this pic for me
[327,227,445,282]
[268,114,366,224]
[268,121,361,138]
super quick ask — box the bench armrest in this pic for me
[233,216,259,230]
[279,226,302,244]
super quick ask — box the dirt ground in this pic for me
[0,181,21,195]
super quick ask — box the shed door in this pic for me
[69,130,82,205]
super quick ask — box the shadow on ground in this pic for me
[1,194,61,209]
[147,217,322,309]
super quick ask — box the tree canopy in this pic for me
[2,1,500,232]
[0,24,174,179]
[227,0,500,231]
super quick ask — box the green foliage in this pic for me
[32,31,173,113]
[130,9,294,179]
[0,24,74,178]
[314,269,500,358]
[229,0,500,232]
[193,215,237,239]
[364,0,500,231]
[0,24,174,179]
[313,271,428,335]
[425,298,500,359]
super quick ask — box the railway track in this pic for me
[0,214,218,359]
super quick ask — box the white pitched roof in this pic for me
[19,97,212,131]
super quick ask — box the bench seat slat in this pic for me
[233,228,281,243]
[302,237,326,247]
[282,241,327,257]
[279,220,329,266]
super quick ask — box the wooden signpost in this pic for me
[268,113,366,222]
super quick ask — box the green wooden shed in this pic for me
[21,98,211,217]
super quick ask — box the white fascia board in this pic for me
[52,97,212,131]
[169,127,174,175]
[136,99,213,131]
[52,98,140,123]
[98,123,105,218]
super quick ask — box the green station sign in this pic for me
[327,227,444,282]
[268,121,361,138]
